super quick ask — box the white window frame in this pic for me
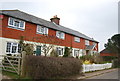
[6,42,21,54]
[74,50,79,57]
[56,47,63,56]
[74,37,80,42]
[8,17,25,30]
[56,31,65,39]
[37,25,48,35]
[85,40,89,45]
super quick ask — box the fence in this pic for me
[1,54,113,75]
[82,63,112,73]
[1,54,21,75]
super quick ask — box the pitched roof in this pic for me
[86,45,94,50]
[100,49,111,54]
[0,10,98,42]
[100,49,117,56]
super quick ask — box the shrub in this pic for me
[50,49,58,57]
[23,56,82,79]
[63,47,71,57]
[80,54,104,64]
[112,59,120,68]
[80,55,94,63]
[102,56,117,62]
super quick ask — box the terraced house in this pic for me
[0,10,99,57]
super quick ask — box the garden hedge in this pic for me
[23,55,82,79]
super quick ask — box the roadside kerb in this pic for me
[77,68,117,79]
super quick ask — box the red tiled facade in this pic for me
[1,15,98,51]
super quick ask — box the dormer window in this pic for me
[37,25,48,35]
[56,31,65,39]
[74,37,80,42]
[8,17,25,30]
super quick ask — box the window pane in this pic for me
[61,33,65,39]
[9,18,14,25]
[12,46,17,53]
[74,50,79,56]
[58,50,61,55]
[6,42,11,52]
[37,26,41,32]
[44,28,48,35]
[56,31,60,38]
[85,40,89,45]
[56,47,61,55]
[11,43,17,53]
[37,25,44,34]
[14,21,19,27]
[18,44,21,53]
[20,21,24,28]
[74,37,80,42]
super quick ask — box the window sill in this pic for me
[8,26,25,31]
[56,37,65,40]
[75,41,80,43]
[36,32,48,36]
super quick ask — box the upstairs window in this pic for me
[6,42,21,54]
[74,37,80,42]
[56,31,65,39]
[8,17,25,30]
[85,40,89,45]
[37,25,48,35]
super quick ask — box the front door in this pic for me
[36,46,41,56]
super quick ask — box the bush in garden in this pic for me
[80,54,104,64]
[50,49,58,57]
[80,55,94,63]
[112,59,120,68]
[23,55,82,79]
[63,47,71,57]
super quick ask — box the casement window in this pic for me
[74,37,80,42]
[85,40,89,45]
[74,50,79,57]
[8,17,25,30]
[56,47,63,56]
[6,42,21,54]
[37,25,48,35]
[56,31,65,39]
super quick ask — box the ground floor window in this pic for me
[74,50,79,57]
[56,47,63,56]
[6,42,21,54]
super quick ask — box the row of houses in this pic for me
[0,10,99,57]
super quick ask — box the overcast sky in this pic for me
[0,0,119,51]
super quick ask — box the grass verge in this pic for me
[2,70,32,80]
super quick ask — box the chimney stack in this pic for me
[50,15,60,25]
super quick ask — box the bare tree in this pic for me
[19,35,62,56]
[32,35,62,56]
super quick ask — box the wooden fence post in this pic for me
[21,51,26,76]
[18,54,21,75]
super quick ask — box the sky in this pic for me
[0,0,119,51]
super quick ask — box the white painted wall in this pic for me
[0,37,98,58]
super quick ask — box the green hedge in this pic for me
[23,55,82,79]
[103,56,118,62]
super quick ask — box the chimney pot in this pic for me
[50,15,60,25]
